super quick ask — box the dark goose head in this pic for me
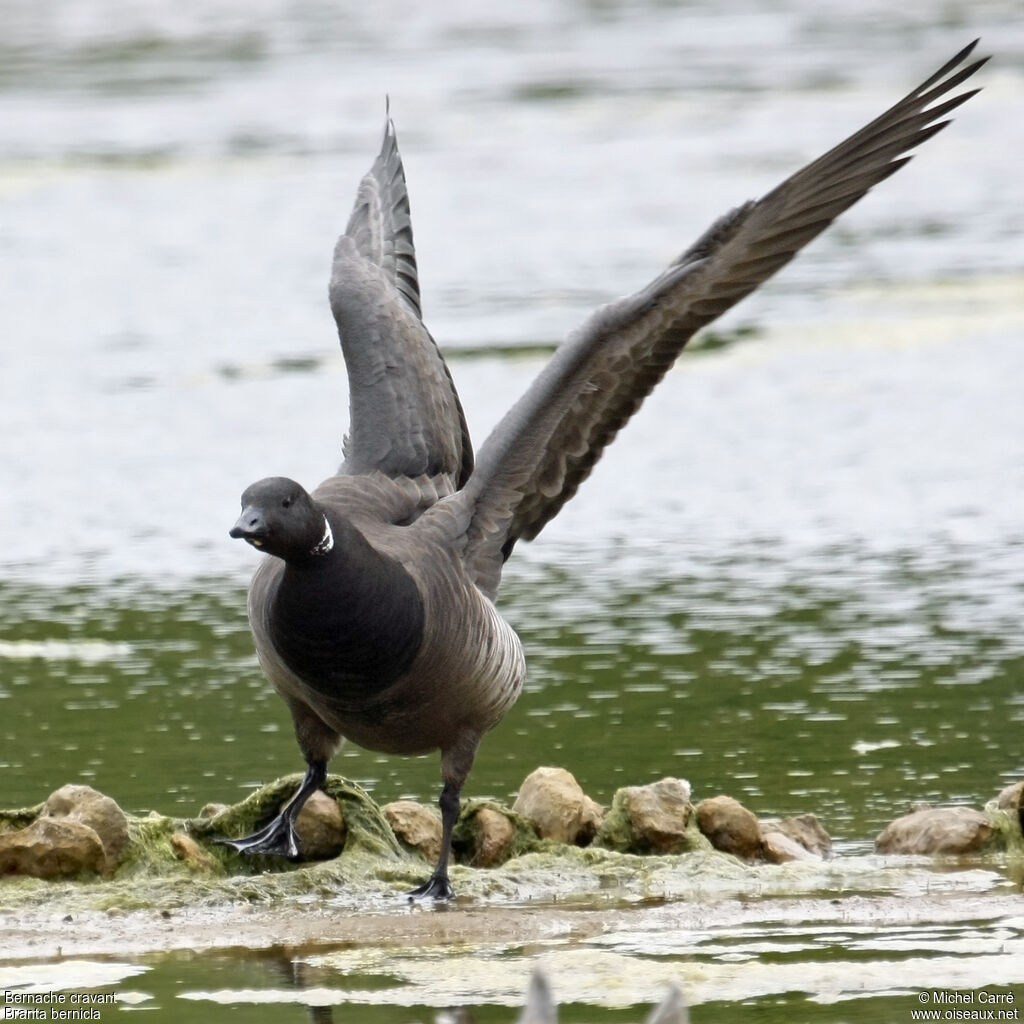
[230,477,333,563]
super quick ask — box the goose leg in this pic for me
[406,778,460,899]
[406,736,478,900]
[217,760,326,859]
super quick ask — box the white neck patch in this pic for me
[311,517,334,556]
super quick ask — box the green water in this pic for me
[72,943,1023,1024]
[2,538,1020,841]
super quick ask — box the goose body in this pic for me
[225,43,986,897]
[245,475,525,761]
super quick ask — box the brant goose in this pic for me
[225,43,986,898]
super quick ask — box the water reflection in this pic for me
[153,902,1024,1021]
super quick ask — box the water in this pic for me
[2,0,1024,1019]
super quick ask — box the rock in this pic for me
[875,806,995,855]
[993,782,1024,840]
[42,784,130,873]
[468,807,517,867]
[198,802,229,819]
[625,779,693,853]
[995,781,1024,813]
[384,800,443,864]
[170,833,219,872]
[761,813,832,858]
[695,795,761,861]
[761,830,816,864]
[512,767,603,845]
[597,778,693,854]
[293,790,346,859]
[0,817,106,879]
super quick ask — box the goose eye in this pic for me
[282,496,292,509]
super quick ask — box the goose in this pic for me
[224,42,986,898]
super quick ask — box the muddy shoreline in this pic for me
[3,886,1022,962]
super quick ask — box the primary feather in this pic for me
[452,39,986,598]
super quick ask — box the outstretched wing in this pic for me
[330,114,473,490]
[454,41,987,598]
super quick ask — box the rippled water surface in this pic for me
[2,0,1023,1019]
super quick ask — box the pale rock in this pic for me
[596,777,693,854]
[469,807,516,867]
[761,813,832,858]
[295,790,346,859]
[513,766,603,845]
[384,800,442,864]
[875,806,994,855]
[42,784,130,873]
[761,830,816,864]
[695,795,761,861]
[0,817,106,879]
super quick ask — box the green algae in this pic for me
[454,798,545,864]
[0,803,44,833]
[2,774,1022,921]
[187,773,404,862]
[986,807,1024,858]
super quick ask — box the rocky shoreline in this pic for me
[1,768,1021,896]
[2,774,1022,1020]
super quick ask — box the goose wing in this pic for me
[453,41,986,598]
[330,114,473,490]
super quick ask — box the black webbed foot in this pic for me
[405,872,455,901]
[215,761,326,861]
[215,812,301,859]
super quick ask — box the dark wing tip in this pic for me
[914,38,985,96]
[953,37,981,63]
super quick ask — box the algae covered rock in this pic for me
[170,833,221,873]
[193,774,399,862]
[595,778,694,854]
[0,816,106,879]
[875,806,995,855]
[513,767,604,845]
[384,800,442,864]
[198,802,229,819]
[695,795,761,861]
[996,780,1024,812]
[994,780,1024,837]
[453,801,540,868]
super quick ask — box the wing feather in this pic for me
[330,115,473,490]
[451,41,986,597]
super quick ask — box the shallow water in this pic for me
[2,0,1024,1019]
[3,883,1024,1021]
